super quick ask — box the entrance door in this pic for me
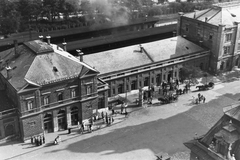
[168,71,173,83]
[57,110,66,131]
[5,124,15,137]
[71,107,79,126]
[44,113,53,133]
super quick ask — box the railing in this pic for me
[101,51,210,81]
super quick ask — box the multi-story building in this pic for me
[83,36,210,98]
[184,103,240,160]
[178,1,240,73]
[0,39,108,141]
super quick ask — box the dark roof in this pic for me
[83,36,206,75]
[183,1,240,27]
[0,40,98,91]
[184,140,215,160]
[225,104,240,121]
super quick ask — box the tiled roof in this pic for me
[225,105,240,121]
[183,2,240,27]
[83,36,205,75]
[0,40,96,91]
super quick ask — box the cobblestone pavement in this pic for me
[1,72,240,160]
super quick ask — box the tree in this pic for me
[179,65,208,83]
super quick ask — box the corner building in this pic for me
[185,104,240,160]
[0,40,108,141]
[178,1,240,73]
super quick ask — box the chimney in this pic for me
[76,49,84,62]
[14,40,18,56]
[139,44,143,52]
[62,42,67,51]
[39,35,43,41]
[46,35,51,45]
[6,63,12,79]
[205,17,208,22]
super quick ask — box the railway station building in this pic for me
[0,40,108,141]
[178,1,240,73]
[83,36,210,98]
[184,104,240,160]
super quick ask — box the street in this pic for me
[1,79,240,160]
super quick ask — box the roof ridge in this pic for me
[195,8,213,19]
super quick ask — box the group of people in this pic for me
[31,135,45,146]
[193,93,206,104]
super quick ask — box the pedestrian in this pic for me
[101,111,104,119]
[106,114,109,124]
[36,137,39,146]
[34,137,37,146]
[81,122,85,132]
[43,135,45,144]
[89,124,92,132]
[203,96,206,103]
[111,116,114,123]
[121,103,124,114]
[112,106,115,115]
[39,136,42,145]
[198,93,201,99]
[31,136,33,144]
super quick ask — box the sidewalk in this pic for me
[0,109,137,160]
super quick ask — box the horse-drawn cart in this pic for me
[158,94,178,104]
[196,82,214,91]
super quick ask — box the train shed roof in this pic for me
[83,36,206,75]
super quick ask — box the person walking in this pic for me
[31,136,33,144]
[39,136,42,146]
[43,135,45,144]
[203,96,206,103]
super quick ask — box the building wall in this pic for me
[179,16,240,73]
[21,114,43,141]
[0,115,19,141]
[104,55,208,97]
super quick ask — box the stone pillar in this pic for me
[136,75,140,89]
[53,110,58,132]
[66,106,71,127]
[138,88,143,107]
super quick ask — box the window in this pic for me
[58,92,63,101]
[209,33,213,40]
[118,84,123,94]
[238,43,240,51]
[98,97,105,109]
[197,28,201,37]
[86,85,92,95]
[224,46,231,55]
[185,24,189,32]
[131,80,137,90]
[225,33,232,42]
[112,88,116,95]
[43,96,49,105]
[71,89,76,98]
[27,101,33,110]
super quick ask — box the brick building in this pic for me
[0,39,108,141]
[184,103,240,160]
[178,1,240,73]
[83,36,210,98]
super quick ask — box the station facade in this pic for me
[0,40,108,141]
